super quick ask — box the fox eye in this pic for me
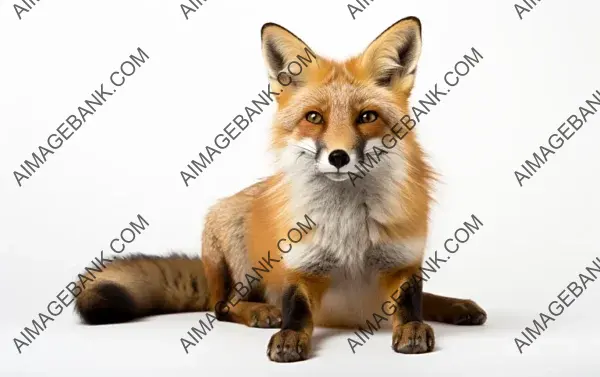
[305,111,323,124]
[358,111,378,124]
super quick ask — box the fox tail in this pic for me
[74,253,208,325]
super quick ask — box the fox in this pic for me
[74,16,487,362]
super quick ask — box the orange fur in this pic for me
[74,17,486,363]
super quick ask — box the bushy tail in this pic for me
[75,253,208,325]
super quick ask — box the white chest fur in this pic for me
[283,173,424,275]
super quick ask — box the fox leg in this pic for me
[202,255,282,328]
[423,292,487,325]
[267,272,330,363]
[381,265,435,354]
[218,301,282,328]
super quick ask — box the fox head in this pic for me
[261,17,431,192]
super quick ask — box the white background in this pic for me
[1,0,599,375]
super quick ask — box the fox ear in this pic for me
[261,23,318,92]
[360,16,422,91]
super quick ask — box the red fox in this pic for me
[75,16,486,362]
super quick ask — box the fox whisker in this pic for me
[292,144,317,156]
[364,148,403,160]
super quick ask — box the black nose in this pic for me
[328,150,350,169]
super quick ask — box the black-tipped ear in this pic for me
[265,38,286,74]
[261,23,318,93]
[360,16,422,90]
[261,23,289,74]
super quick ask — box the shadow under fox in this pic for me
[75,16,487,362]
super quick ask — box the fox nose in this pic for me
[328,150,350,169]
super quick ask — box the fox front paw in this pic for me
[267,329,310,362]
[392,322,435,354]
